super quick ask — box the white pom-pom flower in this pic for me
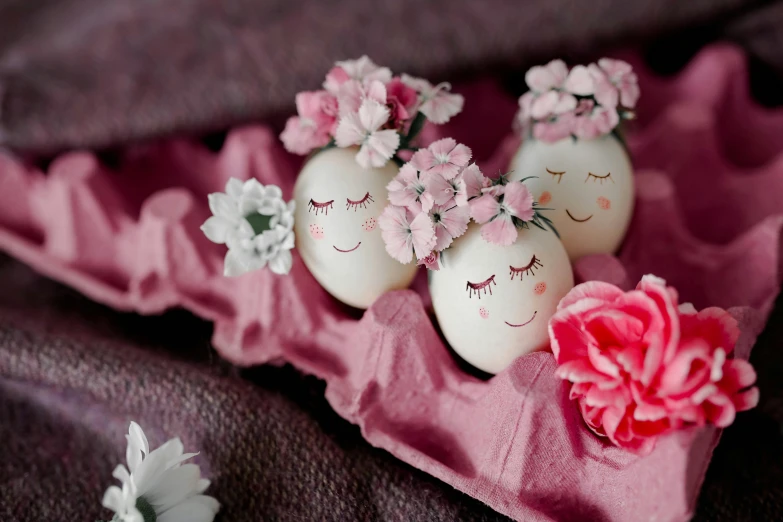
[101,422,219,522]
[201,177,296,276]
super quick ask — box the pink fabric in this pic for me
[0,44,781,521]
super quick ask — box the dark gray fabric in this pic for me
[1,0,782,154]
[0,255,510,522]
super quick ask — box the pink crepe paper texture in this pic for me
[0,44,782,521]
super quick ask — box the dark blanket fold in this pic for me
[1,0,782,154]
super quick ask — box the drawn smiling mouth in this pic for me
[566,209,593,223]
[333,242,361,253]
[505,311,537,328]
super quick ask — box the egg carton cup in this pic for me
[0,44,781,522]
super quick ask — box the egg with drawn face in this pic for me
[294,146,418,309]
[429,222,573,374]
[508,134,634,261]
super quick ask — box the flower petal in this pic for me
[207,193,239,221]
[200,216,234,244]
[157,495,220,522]
[468,194,500,224]
[420,92,464,124]
[564,65,595,96]
[223,249,249,277]
[334,111,365,147]
[480,216,517,246]
[359,99,391,132]
[269,249,293,275]
[502,182,535,221]
[410,211,437,260]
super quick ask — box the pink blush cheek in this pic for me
[597,196,611,210]
[538,191,552,205]
[362,217,377,232]
[534,282,547,295]
[479,307,489,319]
[309,224,325,240]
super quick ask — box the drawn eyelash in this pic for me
[346,192,374,211]
[308,198,334,215]
[585,172,614,184]
[466,275,496,299]
[546,167,565,183]
[510,255,543,281]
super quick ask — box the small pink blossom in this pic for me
[417,250,440,271]
[588,63,619,111]
[563,64,595,96]
[387,163,434,212]
[335,99,400,168]
[550,275,759,455]
[280,91,338,155]
[525,59,569,92]
[469,181,535,246]
[598,58,640,108]
[379,205,436,263]
[429,203,470,251]
[401,74,465,124]
[516,57,638,142]
[411,138,472,179]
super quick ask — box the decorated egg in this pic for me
[508,134,634,261]
[294,146,417,308]
[429,222,574,374]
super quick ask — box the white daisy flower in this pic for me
[201,177,296,277]
[101,422,219,522]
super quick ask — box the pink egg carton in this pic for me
[0,45,781,521]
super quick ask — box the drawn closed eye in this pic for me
[346,192,374,211]
[585,172,614,184]
[510,255,543,281]
[466,275,496,299]
[308,198,334,215]
[546,167,565,184]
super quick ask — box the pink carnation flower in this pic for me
[410,138,472,180]
[378,205,436,263]
[469,181,535,246]
[336,79,387,117]
[324,55,392,95]
[280,91,338,155]
[386,163,435,213]
[401,74,465,124]
[550,275,759,455]
[335,99,400,168]
[598,58,640,109]
[525,59,569,93]
[429,203,470,251]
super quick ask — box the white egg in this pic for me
[429,222,574,374]
[508,134,634,261]
[294,147,418,309]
